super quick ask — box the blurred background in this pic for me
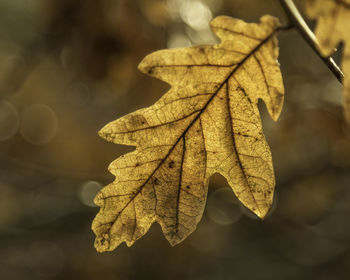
[0,0,349,279]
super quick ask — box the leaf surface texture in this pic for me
[92,15,284,252]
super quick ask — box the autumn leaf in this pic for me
[305,0,350,121]
[92,15,284,252]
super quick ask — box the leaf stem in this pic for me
[279,0,344,84]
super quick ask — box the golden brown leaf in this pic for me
[92,15,284,252]
[305,0,350,121]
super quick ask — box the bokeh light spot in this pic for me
[180,0,212,31]
[79,181,103,207]
[167,32,191,48]
[19,104,58,145]
[0,100,19,141]
[207,187,242,225]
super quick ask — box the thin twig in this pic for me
[279,0,344,84]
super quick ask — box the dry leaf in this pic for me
[92,15,284,252]
[305,0,350,121]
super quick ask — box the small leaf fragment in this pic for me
[305,0,350,121]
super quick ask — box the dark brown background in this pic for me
[0,0,349,279]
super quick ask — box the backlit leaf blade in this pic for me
[92,15,284,252]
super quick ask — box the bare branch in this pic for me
[279,0,344,84]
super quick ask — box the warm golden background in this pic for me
[0,0,349,279]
